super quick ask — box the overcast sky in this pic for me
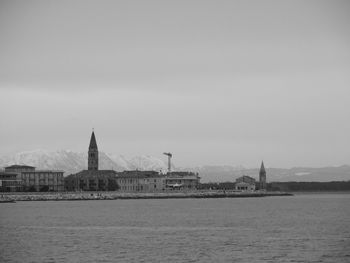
[0,0,349,168]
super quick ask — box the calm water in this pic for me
[1,194,349,263]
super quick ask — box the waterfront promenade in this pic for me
[0,191,292,201]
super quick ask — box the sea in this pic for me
[0,193,349,263]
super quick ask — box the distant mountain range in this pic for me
[0,150,171,175]
[190,165,350,183]
[0,150,349,183]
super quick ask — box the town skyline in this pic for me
[3,130,349,184]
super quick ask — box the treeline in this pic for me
[268,181,350,192]
[198,181,350,192]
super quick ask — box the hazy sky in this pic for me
[1,0,349,168]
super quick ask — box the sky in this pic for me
[0,0,349,168]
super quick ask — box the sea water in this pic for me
[1,193,349,262]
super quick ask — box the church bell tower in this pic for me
[259,161,266,190]
[88,131,98,170]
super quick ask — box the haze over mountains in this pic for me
[0,150,349,183]
[0,150,171,175]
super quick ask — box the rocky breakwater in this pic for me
[0,191,292,202]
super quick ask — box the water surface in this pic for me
[1,193,349,262]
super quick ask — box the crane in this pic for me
[163,152,172,173]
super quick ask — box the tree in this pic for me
[40,186,49,192]
[27,186,37,192]
[107,179,119,191]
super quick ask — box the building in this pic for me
[2,165,34,192]
[0,172,23,192]
[164,171,200,190]
[64,131,118,191]
[116,170,200,192]
[4,165,64,192]
[65,170,118,191]
[4,165,35,173]
[117,170,165,192]
[259,161,267,190]
[20,170,64,192]
[235,175,256,191]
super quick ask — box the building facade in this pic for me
[117,170,165,192]
[116,170,200,192]
[0,172,23,192]
[235,175,256,191]
[20,170,64,192]
[164,171,200,190]
[64,131,118,191]
[4,165,64,192]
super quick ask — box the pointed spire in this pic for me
[89,131,98,149]
[260,161,266,173]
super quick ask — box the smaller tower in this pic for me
[259,161,266,190]
[88,131,98,170]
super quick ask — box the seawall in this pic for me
[0,191,292,202]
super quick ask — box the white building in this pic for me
[235,175,256,191]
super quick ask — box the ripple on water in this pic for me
[1,194,349,263]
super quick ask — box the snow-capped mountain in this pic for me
[0,150,349,182]
[128,155,174,172]
[0,150,170,175]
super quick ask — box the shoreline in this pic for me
[0,191,292,202]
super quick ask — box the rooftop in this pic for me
[22,170,65,173]
[117,170,162,178]
[5,164,35,169]
[89,131,98,149]
[66,170,117,178]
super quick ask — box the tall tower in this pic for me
[88,131,98,170]
[259,161,266,190]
